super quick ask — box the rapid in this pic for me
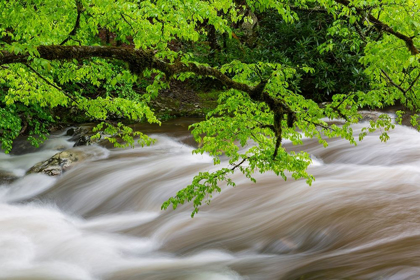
[1,118,420,280]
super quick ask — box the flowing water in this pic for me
[1,119,420,279]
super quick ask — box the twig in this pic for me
[24,63,79,104]
[272,136,282,159]
[60,0,84,45]
[381,69,408,94]
[121,13,135,32]
[405,71,420,93]
[231,157,249,171]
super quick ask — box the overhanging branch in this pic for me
[24,63,78,104]
[0,44,296,158]
[0,45,292,113]
[381,69,418,95]
[335,0,419,55]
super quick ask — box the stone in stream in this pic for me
[359,111,380,122]
[66,127,76,136]
[0,171,19,184]
[69,125,97,147]
[68,124,111,147]
[27,149,89,176]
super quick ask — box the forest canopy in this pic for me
[1,0,420,215]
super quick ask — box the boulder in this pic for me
[66,127,76,136]
[27,149,88,176]
[0,171,19,184]
[68,125,104,147]
[359,111,380,122]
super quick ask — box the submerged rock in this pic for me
[27,149,88,176]
[0,171,19,184]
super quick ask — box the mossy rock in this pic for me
[27,149,88,176]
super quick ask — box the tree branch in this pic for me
[380,69,408,94]
[231,157,248,171]
[289,6,328,14]
[406,72,420,93]
[0,45,293,114]
[0,44,298,159]
[24,63,79,104]
[121,13,135,32]
[335,0,419,55]
[60,0,84,45]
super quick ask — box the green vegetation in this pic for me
[1,0,420,215]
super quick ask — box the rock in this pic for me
[27,148,88,176]
[73,135,92,147]
[9,138,41,155]
[241,11,258,37]
[69,126,91,141]
[68,125,103,147]
[359,111,380,122]
[66,127,75,136]
[0,171,19,184]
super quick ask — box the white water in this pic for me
[1,121,420,279]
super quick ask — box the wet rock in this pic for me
[0,171,19,184]
[66,127,76,136]
[27,149,88,176]
[9,138,41,155]
[69,125,102,147]
[359,111,380,122]
[73,135,92,146]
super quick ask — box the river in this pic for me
[1,118,420,279]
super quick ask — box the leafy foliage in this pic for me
[1,0,420,215]
[186,8,370,101]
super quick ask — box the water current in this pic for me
[1,118,420,279]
